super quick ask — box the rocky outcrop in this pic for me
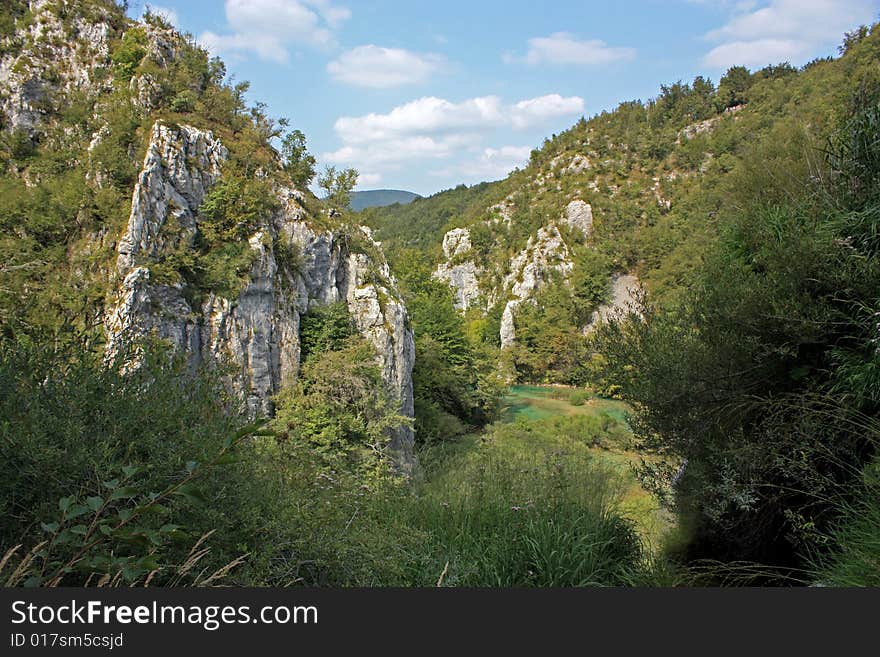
[434,208,584,347]
[550,153,590,175]
[498,224,573,347]
[503,224,573,302]
[105,122,416,472]
[433,227,482,310]
[129,21,189,113]
[0,1,113,137]
[676,104,743,143]
[562,200,593,237]
[116,123,228,272]
[441,227,472,257]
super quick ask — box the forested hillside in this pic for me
[366,28,880,387]
[366,24,880,582]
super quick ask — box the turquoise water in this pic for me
[500,385,631,425]
[500,386,563,422]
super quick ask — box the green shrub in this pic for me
[199,174,277,245]
[110,27,148,81]
[298,302,355,362]
[170,89,196,113]
[593,83,880,578]
[0,332,258,585]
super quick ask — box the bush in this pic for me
[593,90,880,579]
[110,27,147,81]
[0,332,258,585]
[298,302,355,363]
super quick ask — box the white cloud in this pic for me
[333,94,582,146]
[334,96,502,144]
[703,38,808,68]
[198,0,350,63]
[323,93,581,184]
[328,45,446,88]
[307,0,351,27]
[700,0,876,69]
[510,94,585,129]
[504,32,636,66]
[357,172,382,187]
[144,4,179,26]
[431,146,533,181]
[324,135,469,169]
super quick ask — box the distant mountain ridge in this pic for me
[351,189,421,211]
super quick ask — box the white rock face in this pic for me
[676,106,742,143]
[435,210,581,346]
[441,228,472,258]
[550,153,590,175]
[106,122,416,471]
[564,154,590,175]
[585,273,642,329]
[117,123,228,272]
[505,224,573,301]
[433,227,482,310]
[487,197,515,224]
[499,300,519,348]
[563,200,593,237]
[435,260,481,311]
[0,1,113,136]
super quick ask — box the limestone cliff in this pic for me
[105,122,416,471]
[497,224,573,348]
[433,228,481,310]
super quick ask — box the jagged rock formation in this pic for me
[497,224,573,347]
[433,195,638,348]
[0,3,418,471]
[128,21,186,113]
[433,227,481,310]
[106,123,417,471]
[0,0,113,137]
[116,123,228,271]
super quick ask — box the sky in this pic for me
[125,0,879,197]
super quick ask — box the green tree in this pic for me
[318,165,358,210]
[717,65,752,109]
[280,129,317,188]
[593,92,880,578]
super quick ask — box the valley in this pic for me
[0,1,878,587]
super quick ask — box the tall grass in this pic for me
[390,424,647,586]
[810,460,880,586]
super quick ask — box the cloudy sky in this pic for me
[127,0,877,196]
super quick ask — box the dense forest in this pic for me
[0,1,878,586]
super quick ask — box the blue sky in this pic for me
[126,0,878,196]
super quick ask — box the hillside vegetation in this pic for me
[367,25,880,583]
[366,30,880,389]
